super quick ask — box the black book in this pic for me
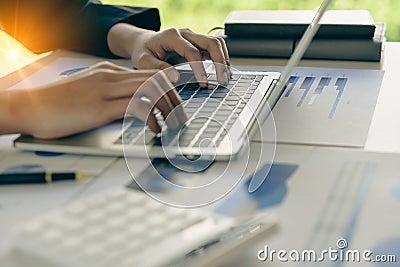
[225,10,376,39]
[219,23,386,62]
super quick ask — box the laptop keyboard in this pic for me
[115,73,264,147]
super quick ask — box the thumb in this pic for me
[136,53,179,83]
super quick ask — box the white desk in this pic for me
[1,43,400,266]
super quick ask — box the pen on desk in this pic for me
[0,172,93,185]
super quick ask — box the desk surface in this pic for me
[1,43,400,266]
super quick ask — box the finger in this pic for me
[152,72,188,124]
[162,28,208,87]
[135,53,180,83]
[103,70,187,126]
[180,30,229,85]
[104,71,184,110]
[216,36,233,77]
[215,37,231,67]
[125,70,186,121]
[137,78,180,129]
[124,97,161,134]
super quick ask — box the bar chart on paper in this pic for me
[284,75,348,119]
[245,66,384,147]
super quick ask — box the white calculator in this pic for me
[12,187,277,267]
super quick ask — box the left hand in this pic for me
[108,24,231,87]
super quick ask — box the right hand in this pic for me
[12,61,186,139]
[107,24,231,87]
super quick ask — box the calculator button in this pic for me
[13,188,237,267]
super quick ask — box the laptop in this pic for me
[12,0,333,160]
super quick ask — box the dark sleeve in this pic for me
[0,0,161,57]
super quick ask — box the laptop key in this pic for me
[180,95,191,100]
[230,74,241,81]
[232,86,248,92]
[132,130,156,146]
[255,76,263,82]
[210,93,226,99]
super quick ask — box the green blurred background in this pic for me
[103,0,400,41]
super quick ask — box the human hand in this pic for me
[9,62,186,139]
[108,24,231,87]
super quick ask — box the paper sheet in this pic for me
[238,66,384,148]
[205,144,400,266]
[8,50,131,90]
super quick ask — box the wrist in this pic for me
[107,23,153,59]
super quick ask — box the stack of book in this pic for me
[219,10,385,62]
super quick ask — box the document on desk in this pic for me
[238,66,384,148]
[6,50,131,90]
[269,146,400,267]
[204,144,400,267]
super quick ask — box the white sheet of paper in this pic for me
[238,66,384,148]
[201,144,400,266]
[8,50,131,90]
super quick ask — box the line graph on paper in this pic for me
[283,74,348,119]
[248,66,384,147]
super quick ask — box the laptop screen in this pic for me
[267,0,334,109]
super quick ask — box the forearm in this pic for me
[0,90,26,135]
[107,23,153,59]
